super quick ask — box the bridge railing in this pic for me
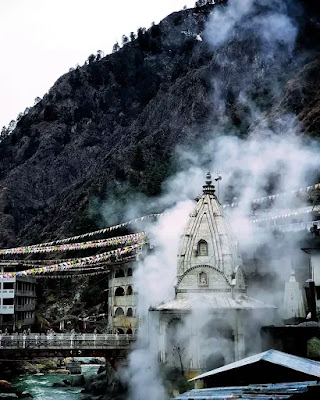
[0,333,135,349]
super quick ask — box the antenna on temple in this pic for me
[215,171,222,199]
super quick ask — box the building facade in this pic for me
[303,246,320,312]
[108,261,138,334]
[150,173,277,374]
[0,263,36,330]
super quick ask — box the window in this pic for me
[3,282,14,290]
[127,268,133,277]
[115,287,125,296]
[2,314,13,323]
[117,328,124,334]
[115,269,125,278]
[3,298,14,305]
[127,328,133,334]
[127,308,133,317]
[115,307,124,316]
[127,286,133,295]
[198,240,208,256]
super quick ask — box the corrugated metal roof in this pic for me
[152,294,276,311]
[174,381,320,400]
[189,350,320,382]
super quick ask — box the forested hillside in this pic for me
[0,0,320,247]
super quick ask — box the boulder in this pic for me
[70,375,85,386]
[0,381,11,388]
[48,369,70,375]
[20,392,33,398]
[0,394,18,399]
[52,383,64,388]
[54,369,70,375]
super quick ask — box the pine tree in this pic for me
[112,42,120,53]
[122,35,129,45]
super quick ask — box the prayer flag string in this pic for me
[0,232,146,256]
[222,183,320,209]
[0,243,144,279]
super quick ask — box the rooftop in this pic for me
[174,381,320,400]
[151,294,276,311]
[189,349,320,382]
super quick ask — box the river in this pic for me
[13,364,101,400]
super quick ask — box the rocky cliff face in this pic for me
[0,1,320,247]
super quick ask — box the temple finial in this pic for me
[203,171,215,196]
[206,171,212,185]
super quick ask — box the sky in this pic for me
[0,0,195,129]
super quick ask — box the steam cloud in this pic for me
[117,1,320,398]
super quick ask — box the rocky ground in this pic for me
[0,380,32,399]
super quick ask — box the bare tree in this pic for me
[173,344,186,375]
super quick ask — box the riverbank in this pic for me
[12,364,102,400]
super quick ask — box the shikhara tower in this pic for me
[150,173,277,374]
[176,172,245,298]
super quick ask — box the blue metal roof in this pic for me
[174,381,320,400]
[189,349,320,382]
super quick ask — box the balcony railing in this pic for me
[15,290,36,297]
[0,333,136,350]
[0,305,14,314]
[0,277,16,283]
[0,289,15,298]
[15,303,35,312]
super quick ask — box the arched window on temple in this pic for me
[115,269,125,278]
[127,307,133,317]
[117,328,124,334]
[127,286,133,295]
[115,287,125,296]
[127,268,133,277]
[198,240,208,256]
[115,307,124,316]
[127,328,133,334]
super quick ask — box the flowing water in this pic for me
[13,363,101,400]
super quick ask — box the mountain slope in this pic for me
[0,1,320,247]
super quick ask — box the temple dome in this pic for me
[176,172,245,298]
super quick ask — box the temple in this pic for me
[150,173,277,373]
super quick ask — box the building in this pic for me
[174,381,320,400]
[150,173,277,374]
[262,240,320,359]
[174,350,320,400]
[189,349,320,387]
[0,262,36,330]
[302,244,320,311]
[108,261,138,334]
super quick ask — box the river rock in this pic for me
[70,375,84,386]
[20,392,33,398]
[48,369,70,375]
[0,394,18,399]
[0,381,11,388]
[52,382,67,388]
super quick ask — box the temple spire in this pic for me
[202,171,216,196]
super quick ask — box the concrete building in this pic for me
[0,263,36,330]
[303,246,320,311]
[108,261,138,334]
[150,173,277,374]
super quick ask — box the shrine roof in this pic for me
[150,294,276,311]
